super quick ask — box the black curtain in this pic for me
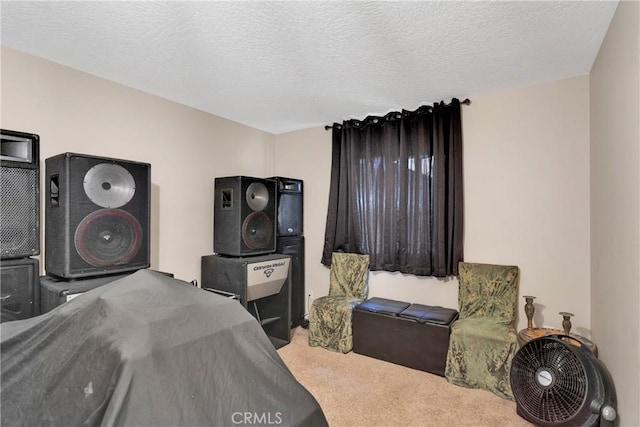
[321,99,464,277]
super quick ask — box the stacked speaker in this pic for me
[270,177,305,328]
[203,176,304,347]
[40,152,151,312]
[0,129,41,322]
[213,176,278,257]
[0,132,153,320]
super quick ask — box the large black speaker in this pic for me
[0,129,40,259]
[276,235,305,328]
[214,176,276,256]
[0,257,39,322]
[45,153,151,279]
[270,177,303,237]
[201,253,291,348]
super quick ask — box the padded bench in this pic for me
[352,297,459,377]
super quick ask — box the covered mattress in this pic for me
[1,269,327,426]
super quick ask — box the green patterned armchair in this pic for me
[445,262,520,400]
[308,252,370,353]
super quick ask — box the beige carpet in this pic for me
[278,327,533,427]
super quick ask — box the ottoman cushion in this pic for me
[398,304,459,325]
[355,297,411,316]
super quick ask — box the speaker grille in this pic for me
[0,167,39,258]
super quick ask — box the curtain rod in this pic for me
[324,98,471,130]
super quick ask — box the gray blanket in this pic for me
[1,269,327,427]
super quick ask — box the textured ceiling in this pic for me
[1,1,618,134]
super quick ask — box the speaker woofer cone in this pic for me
[83,163,135,208]
[242,211,273,250]
[245,182,269,212]
[74,209,142,267]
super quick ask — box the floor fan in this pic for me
[510,334,617,427]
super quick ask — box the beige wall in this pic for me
[1,46,275,282]
[276,76,592,335]
[590,1,640,426]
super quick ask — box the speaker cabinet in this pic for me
[214,176,276,256]
[270,177,303,237]
[45,153,151,279]
[1,129,40,259]
[201,253,291,348]
[39,271,130,314]
[39,270,173,314]
[0,257,39,322]
[276,235,305,328]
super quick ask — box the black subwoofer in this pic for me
[45,153,151,279]
[0,129,40,259]
[276,235,305,327]
[0,257,40,322]
[214,176,276,256]
[201,253,291,348]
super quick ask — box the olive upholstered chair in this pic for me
[445,262,520,400]
[308,252,370,353]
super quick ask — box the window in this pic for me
[322,99,464,277]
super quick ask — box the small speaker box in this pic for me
[270,177,303,237]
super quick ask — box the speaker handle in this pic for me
[49,174,60,208]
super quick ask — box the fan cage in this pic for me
[511,337,590,425]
